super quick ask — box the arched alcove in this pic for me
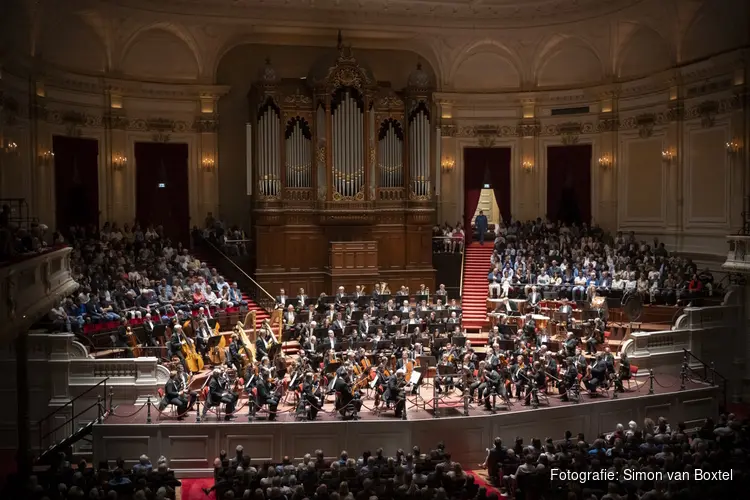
[536,38,603,87]
[682,1,748,62]
[618,26,673,79]
[39,11,107,73]
[453,52,521,91]
[121,28,199,80]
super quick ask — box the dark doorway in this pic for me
[546,145,592,225]
[463,147,511,243]
[53,136,99,233]
[134,142,190,244]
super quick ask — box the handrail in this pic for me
[37,377,108,452]
[198,236,274,312]
[459,247,466,297]
[683,349,727,411]
[41,398,104,441]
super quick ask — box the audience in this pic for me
[481,218,715,306]
[0,203,56,261]
[46,222,246,334]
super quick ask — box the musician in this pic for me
[384,371,406,418]
[585,354,608,393]
[358,313,373,337]
[365,300,378,316]
[176,363,197,410]
[297,288,308,308]
[585,317,605,354]
[524,361,547,406]
[114,318,134,358]
[255,328,270,360]
[558,358,578,401]
[469,361,487,401]
[303,332,317,357]
[434,299,445,311]
[335,286,347,304]
[163,371,188,418]
[275,289,288,309]
[435,283,448,297]
[227,334,243,373]
[521,314,536,344]
[435,353,455,394]
[446,311,460,325]
[325,303,337,322]
[563,332,579,357]
[371,283,382,299]
[326,330,337,352]
[194,309,210,357]
[603,346,616,374]
[299,372,320,420]
[399,300,411,314]
[544,353,559,379]
[332,313,346,332]
[168,325,187,371]
[527,286,541,308]
[614,352,631,393]
[143,313,158,347]
[396,349,412,371]
[255,372,279,421]
[204,369,237,421]
[385,299,397,312]
[353,285,364,298]
[334,370,362,419]
[283,304,296,328]
[512,355,529,400]
[482,366,503,410]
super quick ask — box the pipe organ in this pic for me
[250,44,438,296]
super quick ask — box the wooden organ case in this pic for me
[249,45,437,296]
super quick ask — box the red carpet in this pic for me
[461,243,495,330]
[180,478,215,500]
[466,470,508,498]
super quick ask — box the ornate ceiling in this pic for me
[111,0,646,29]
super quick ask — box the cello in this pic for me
[180,328,204,373]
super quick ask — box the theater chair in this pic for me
[156,388,180,418]
[201,385,225,420]
[625,364,639,391]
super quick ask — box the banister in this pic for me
[199,237,274,309]
[38,377,109,423]
[459,246,466,297]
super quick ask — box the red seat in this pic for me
[157,388,165,398]
[630,365,639,375]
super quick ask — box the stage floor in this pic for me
[103,374,706,424]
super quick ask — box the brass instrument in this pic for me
[381,282,391,295]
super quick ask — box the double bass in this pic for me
[208,319,226,365]
[126,326,142,358]
[180,328,204,373]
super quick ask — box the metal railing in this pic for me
[0,198,37,233]
[37,377,109,452]
[682,349,727,411]
[459,243,466,297]
[198,236,275,313]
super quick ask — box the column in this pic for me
[16,332,30,478]
[596,95,618,231]
[198,114,219,219]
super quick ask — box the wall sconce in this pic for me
[521,159,534,173]
[598,155,612,169]
[201,156,216,171]
[1,138,18,156]
[38,149,54,166]
[112,154,128,171]
[440,157,455,172]
[661,149,676,165]
[726,139,742,156]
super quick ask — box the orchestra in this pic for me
[157,281,634,421]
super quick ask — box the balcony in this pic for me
[723,235,750,274]
[0,247,78,340]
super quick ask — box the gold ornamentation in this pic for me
[284,90,312,106]
[316,146,326,164]
[331,67,363,91]
[378,96,403,108]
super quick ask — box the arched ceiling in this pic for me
[110,0,645,29]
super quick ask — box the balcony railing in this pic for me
[723,235,750,272]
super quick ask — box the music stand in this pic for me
[432,337,448,351]
[377,340,392,352]
[452,335,467,348]
[395,337,413,349]
[406,323,420,334]
[498,339,515,352]
[351,310,364,323]
[386,324,401,335]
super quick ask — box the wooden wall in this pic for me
[254,207,435,297]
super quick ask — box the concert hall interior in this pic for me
[1,0,750,499]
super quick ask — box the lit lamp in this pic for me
[726,139,741,156]
[661,149,676,165]
[521,159,534,173]
[1,138,18,156]
[112,154,127,171]
[38,149,54,166]
[440,157,455,172]
[201,156,216,171]
[598,155,612,169]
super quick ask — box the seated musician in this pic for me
[511,355,529,400]
[162,371,188,418]
[584,317,605,354]
[283,304,296,328]
[524,361,547,406]
[371,282,381,299]
[396,349,412,371]
[520,314,536,345]
[614,352,631,393]
[585,353,609,393]
[563,332,579,357]
[399,300,411,313]
[469,360,487,401]
[407,311,419,325]
[482,365,503,410]
[383,298,396,311]
[435,353,455,394]
[574,348,587,374]
[176,362,197,410]
[194,308,211,357]
[299,372,320,420]
[255,328,270,360]
[396,285,409,296]
[544,353,559,379]
[448,299,460,310]
[358,313,373,337]
[558,357,578,401]
[384,371,407,418]
[333,370,361,418]
[434,298,445,310]
[365,299,378,316]
[418,300,430,313]
[251,370,279,421]
[335,286,346,304]
[332,312,346,332]
[344,300,357,322]
[325,329,337,352]
[446,311,460,325]
[227,334,243,373]
[436,284,448,297]
[275,289,288,309]
[168,324,187,371]
[204,368,237,421]
[603,346,615,374]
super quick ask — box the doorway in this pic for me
[134,142,190,244]
[53,136,99,233]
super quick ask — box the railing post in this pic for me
[146,397,152,424]
[401,397,407,421]
[680,355,687,391]
[97,396,103,424]
[196,401,201,423]
[710,362,716,384]
[648,369,655,395]
[463,393,469,417]
[109,387,114,413]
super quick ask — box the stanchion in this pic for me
[710,362,716,384]
[248,399,256,422]
[97,396,103,423]
[401,398,407,421]
[108,387,114,413]
[463,393,469,417]
[680,357,688,391]
[490,391,497,414]
[648,370,655,395]
[196,401,201,423]
[146,396,152,424]
[433,380,438,419]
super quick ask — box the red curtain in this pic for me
[135,142,190,244]
[53,136,99,233]
[546,145,592,225]
[463,147,511,243]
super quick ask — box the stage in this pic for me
[93,375,720,477]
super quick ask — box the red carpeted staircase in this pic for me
[461,243,495,331]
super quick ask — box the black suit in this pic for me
[299,380,320,420]
[334,376,361,416]
[358,320,371,336]
[164,379,187,414]
[385,376,405,417]
[143,320,158,346]
[115,325,134,358]
[255,337,269,360]
[255,380,279,420]
[204,376,236,418]
[228,341,242,372]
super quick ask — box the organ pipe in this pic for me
[246,123,252,196]
[378,120,404,188]
[409,106,430,198]
[285,119,312,188]
[316,104,327,199]
[256,105,281,197]
[332,91,364,198]
[435,127,441,196]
